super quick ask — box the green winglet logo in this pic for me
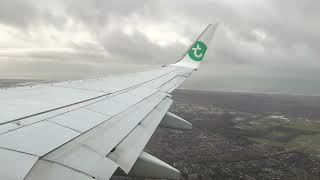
[188,41,207,61]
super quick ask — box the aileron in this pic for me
[108,97,173,173]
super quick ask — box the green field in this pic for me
[246,118,320,155]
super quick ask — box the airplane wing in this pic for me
[0,24,218,180]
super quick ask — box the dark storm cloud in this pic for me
[0,0,319,95]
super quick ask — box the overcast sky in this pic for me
[0,0,319,95]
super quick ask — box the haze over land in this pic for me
[0,0,319,95]
[112,89,320,180]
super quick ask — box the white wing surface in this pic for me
[0,24,218,180]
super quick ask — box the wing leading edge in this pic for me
[0,24,218,180]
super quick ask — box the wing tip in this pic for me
[172,23,219,69]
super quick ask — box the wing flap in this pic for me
[42,145,118,180]
[107,97,172,173]
[82,92,167,156]
[25,160,96,180]
[0,148,38,180]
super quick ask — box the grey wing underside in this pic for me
[0,66,193,180]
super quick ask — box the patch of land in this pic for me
[114,89,320,180]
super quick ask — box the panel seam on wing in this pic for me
[0,68,177,127]
[37,159,95,178]
[37,90,163,159]
[0,146,39,157]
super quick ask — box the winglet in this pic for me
[173,23,218,69]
